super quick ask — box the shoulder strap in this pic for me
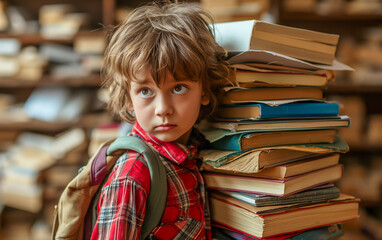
[107,136,168,239]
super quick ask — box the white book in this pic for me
[23,86,71,122]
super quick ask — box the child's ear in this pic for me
[201,92,210,106]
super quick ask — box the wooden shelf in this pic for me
[326,82,382,94]
[0,74,102,88]
[0,31,105,45]
[346,144,382,153]
[279,12,382,22]
[0,112,113,132]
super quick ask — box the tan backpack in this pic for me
[51,136,167,240]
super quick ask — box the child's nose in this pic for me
[155,94,174,117]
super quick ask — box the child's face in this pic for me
[128,69,209,145]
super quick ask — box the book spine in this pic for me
[210,133,245,151]
[259,102,339,119]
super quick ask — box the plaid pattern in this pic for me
[91,123,211,240]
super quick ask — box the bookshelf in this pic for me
[0,0,379,238]
[0,112,111,132]
[0,0,117,238]
[273,0,382,238]
[327,83,382,94]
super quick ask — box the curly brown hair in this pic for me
[102,2,230,123]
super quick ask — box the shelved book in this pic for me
[217,101,339,120]
[202,153,340,179]
[209,129,336,151]
[216,185,340,207]
[210,191,359,238]
[220,86,324,104]
[203,164,343,196]
[209,116,350,132]
[214,20,339,65]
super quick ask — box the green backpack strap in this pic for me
[107,136,167,239]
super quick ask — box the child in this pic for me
[91,2,230,240]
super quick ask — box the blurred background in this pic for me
[0,0,381,239]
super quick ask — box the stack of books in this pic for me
[198,20,360,239]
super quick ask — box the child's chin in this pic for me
[154,134,179,143]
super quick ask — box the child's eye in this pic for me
[139,88,153,98]
[173,84,188,94]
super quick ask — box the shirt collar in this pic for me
[131,122,204,165]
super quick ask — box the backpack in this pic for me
[51,136,168,240]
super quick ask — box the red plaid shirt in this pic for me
[91,123,212,240]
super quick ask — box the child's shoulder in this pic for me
[107,150,152,192]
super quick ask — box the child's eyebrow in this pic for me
[131,78,151,85]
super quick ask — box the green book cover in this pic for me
[200,135,349,168]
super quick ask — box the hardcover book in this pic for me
[216,185,340,207]
[200,148,319,173]
[202,153,340,179]
[220,86,324,104]
[217,101,339,120]
[213,223,344,240]
[232,70,329,87]
[199,136,349,173]
[209,116,350,132]
[213,20,339,65]
[210,191,359,238]
[203,164,343,196]
[209,129,337,151]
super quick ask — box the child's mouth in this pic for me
[155,124,176,131]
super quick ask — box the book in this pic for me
[214,20,339,65]
[227,50,353,71]
[23,86,71,122]
[218,101,339,120]
[17,128,86,159]
[88,122,121,156]
[0,56,19,77]
[74,34,106,55]
[216,185,340,207]
[210,191,359,238]
[212,224,298,240]
[17,46,47,81]
[1,182,43,213]
[199,136,349,173]
[203,164,343,196]
[251,37,335,65]
[209,116,350,132]
[232,70,329,87]
[221,87,324,104]
[40,43,81,63]
[230,62,331,74]
[209,129,337,151]
[213,223,344,240]
[200,149,319,173]
[251,30,337,55]
[0,38,21,56]
[202,153,340,179]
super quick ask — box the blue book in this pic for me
[218,101,339,120]
[209,129,337,151]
